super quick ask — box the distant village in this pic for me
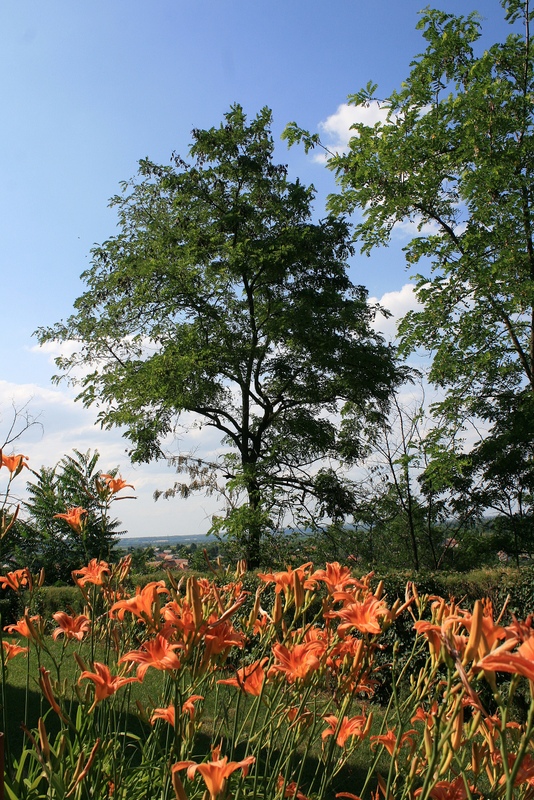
[121,537,221,573]
[148,549,190,571]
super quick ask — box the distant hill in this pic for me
[119,533,211,549]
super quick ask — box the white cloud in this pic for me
[393,216,441,240]
[369,283,421,343]
[315,101,391,161]
[31,340,80,361]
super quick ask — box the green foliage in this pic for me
[32,585,83,617]
[286,2,534,566]
[325,3,534,426]
[37,105,403,567]
[20,449,126,582]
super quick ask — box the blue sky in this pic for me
[0,1,518,538]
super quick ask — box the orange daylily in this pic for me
[203,618,245,663]
[72,558,111,587]
[287,706,313,727]
[182,694,204,720]
[151,697,204,726]
[460,598,507,661]
[416,776,470,800]
[499,752,534,787]
[52,611,91,641]
[305,562,365,594]
[217,659,267,696]
[257,562,313,598]
[54,506,88,533]
[2,640,27,662]
[78,662,138,710]
[333,595,390,635]
[269,640,323,683]
[4,613,44,642]
[322,713,372,747]
[150,695,204,727]
[1,452,28,474]
[414,617,470,666]
[119,633,182,680]
[0,568,30,591]
[252,608,271,635]
[411,702,439,728]
[172,745,255,800]
[371,728,417,757]
[161,599,200,642]
[99,473,135,495]
[277,774,310,800]
[476,635,534,682]
[150,705,176,727]
[110,581,169,628]
[414,620,444,658]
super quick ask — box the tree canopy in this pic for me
[285,1,534,432]
[38,106,402,565]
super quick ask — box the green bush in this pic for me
[34,585,84,617]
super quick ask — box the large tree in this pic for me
[285,1,534,442]
[38,106,401,566]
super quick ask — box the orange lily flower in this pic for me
[460,598,507,661]
[333,595,389,635]
[1,452,28,474]
[371,728,417,757]
[150,705,176,727]
[182,694,204,720]
[305,562,364,594]
[99,473,135,495]
[476,635,534,682]
[411,702,438,728]
[72,558,110,586]
[172,745,255,800]
[322,713,372,747]
[287,706,313,727]
[151,698,204,726]
[4,613,44,642]
[110,581,168,628]
[414,620,444,658]
[0,568,30,591]
[269,641,323,683]
[203,618,245,664]
[416,776,470,800]
[78,662,138,710]
[499,752,534,787]
[119,633,182,680]
[52,611,91,641]
[218,659,267,696]
[257,563,313,599]
[161,599,200,643]
[54,506,88,533]
[252,608,271,635]
[277,774,310,800]
[2,640,27,662]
